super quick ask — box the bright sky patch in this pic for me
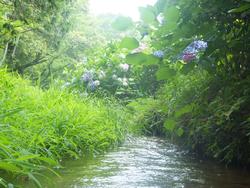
[89,0,157,21]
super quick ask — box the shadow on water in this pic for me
[26,137,250,188]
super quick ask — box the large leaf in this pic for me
[156,67,176,80]
[126,53,159,65]
[164,119,176,131]
[163,6,180,31]
[120,37,139,50]
[111,16,133,31]
[139,6,156,24]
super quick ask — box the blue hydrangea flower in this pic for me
[141,31,149,38]
[153,50,164,58]
[87,80,100,91]
[183,40,207,54]
[81,71,93,82]
[181,40,208,62]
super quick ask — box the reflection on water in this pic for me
[53,137,250,188]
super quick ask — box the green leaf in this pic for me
[175,104,194,118]
[37,157,58,166]
[139,6,156,24]
[164,6,180,22]
[16,154,40,161]
[228,4,250,13]
[0,162,21,173]
[164,119,176,131]
[180,62,196,75]
[163,6,180,31]
[126,53,159,65]
[111,16,133,31]
[176,128,184,137]
[120,37,139,50]
[156,67,176,81]
[28,173,42,188]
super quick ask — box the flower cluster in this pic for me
[81,70,93,82]
[117,77,129,86]
[153,50,164,58]
[81,70,100,91]
[181,40,208,62]
[119,63,129,72]
[87,80,100,91]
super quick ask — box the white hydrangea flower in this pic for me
[119,63,129,72]
[112,74,118,80]
[98,71,106,79]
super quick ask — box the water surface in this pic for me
[52,137,250,188]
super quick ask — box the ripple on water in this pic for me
[53,137,250,188]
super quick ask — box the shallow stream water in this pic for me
[44,137,250,188]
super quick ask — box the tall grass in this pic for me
[0,69,133,187]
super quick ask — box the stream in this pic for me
[46,137,250,188]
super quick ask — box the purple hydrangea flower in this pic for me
[182,53,196,62]
[153,50,164,58]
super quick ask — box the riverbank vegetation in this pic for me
[0,0,250,187]
[0,70,133,187]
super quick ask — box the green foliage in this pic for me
[162,6,180,31]
[156,66,176,81]
[139,6,156,24]
[0,70,133,187]
[127,98,166,135]
[164,119,176,131]
[120,37,139,50]
[126,53,159,65]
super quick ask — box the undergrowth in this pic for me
[0,69,134,187]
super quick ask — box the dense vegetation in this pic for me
[0,70,134,187]
[0,0,250,187]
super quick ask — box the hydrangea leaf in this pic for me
[120,37,139,50]
[139,6,156,24]
[180,62,196,75]
[111,16,133,31]
[163,6,180,31]
[126,53,159,65]
[156,67,176,81]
